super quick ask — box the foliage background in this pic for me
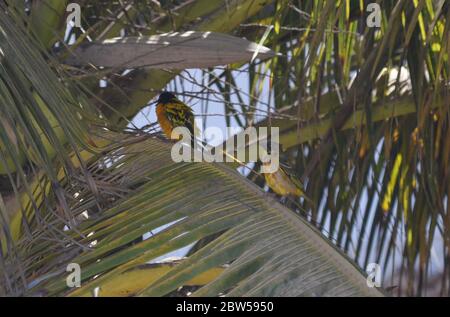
[0,0,449,297]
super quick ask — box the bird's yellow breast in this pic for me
[156,104,175,139]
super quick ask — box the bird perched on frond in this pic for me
[262,162,312,204]
[156,92,195,141]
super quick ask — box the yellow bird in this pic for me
[262,163,312,203]
[156,92,195,140]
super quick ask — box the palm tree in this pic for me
[0,0,447,297]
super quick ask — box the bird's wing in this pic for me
[279,167,303,189]
[279,166,308,194]
[286,171,304,189]
[283,168,315,204]
[165,100,195,136]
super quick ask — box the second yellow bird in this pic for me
[262,163,309,201]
